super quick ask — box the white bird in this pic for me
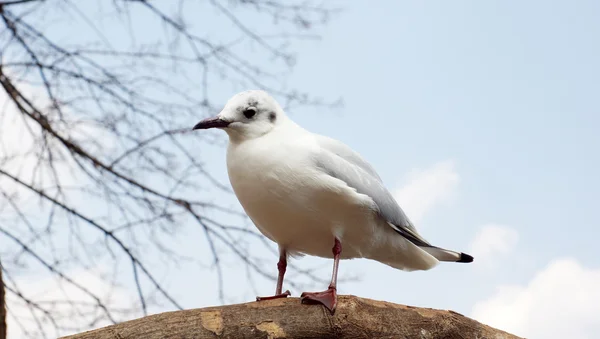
[193,90,473,313]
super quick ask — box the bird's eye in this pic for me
[243,107,257,119]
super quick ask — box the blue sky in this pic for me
[279,2,600,337]
[283,2,600,337]
[3,1,600,338]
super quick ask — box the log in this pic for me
[0,267,5,339]
[62,295,521,339]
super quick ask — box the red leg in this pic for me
[256,248,291,301]
[300,238,341,314]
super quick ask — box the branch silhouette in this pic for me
[0,1,339,337]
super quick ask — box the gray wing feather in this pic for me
[315,135,383,182]
[314,136,431,246]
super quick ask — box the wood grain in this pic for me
[62,295,521,339]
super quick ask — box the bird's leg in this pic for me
[300,238,341,314]
[256,248,291,301]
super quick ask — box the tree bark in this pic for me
[62,295,520,339]
[0,263,6,339]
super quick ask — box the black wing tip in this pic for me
[457,252,474,263]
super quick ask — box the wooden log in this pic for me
[0,267,6,339]
[62,295,521,339]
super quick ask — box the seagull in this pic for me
[192,90,473,313]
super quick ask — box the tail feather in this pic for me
[420,246,474,263]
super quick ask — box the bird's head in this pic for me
[192,90,285,142]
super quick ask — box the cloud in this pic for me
[0,82,115,200]
[471,258,600,339]
[469,224,519,268]
[6,267,139,338]
[0,91,38,199]
[393,160,459,223]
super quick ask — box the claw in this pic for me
[300,288,337,314]
[256,290,291,301]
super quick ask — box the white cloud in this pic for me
[0,91,38,199]
[393,160,459,223]
[472,258,600,339]
[469,224,519,268]
[0,83,114,200]
[6,268,139,338]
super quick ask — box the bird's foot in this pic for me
[300,287,337,314]
[256,290,291,301]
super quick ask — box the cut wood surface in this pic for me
[62,295,521,339]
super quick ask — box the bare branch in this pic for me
[0,0,41,8]
[0,1,338,337]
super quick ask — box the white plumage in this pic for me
[193,90,473,312]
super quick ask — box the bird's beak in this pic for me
[192,116,231,130]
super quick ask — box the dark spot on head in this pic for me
[248,99,259,107]
[268,111,276,123]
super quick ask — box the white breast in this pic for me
[224,131,440,272]
[226,133,380,259]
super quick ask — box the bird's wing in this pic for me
[314,135,384,182]
[313,135,432,247]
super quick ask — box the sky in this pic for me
[3,1,600,338]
